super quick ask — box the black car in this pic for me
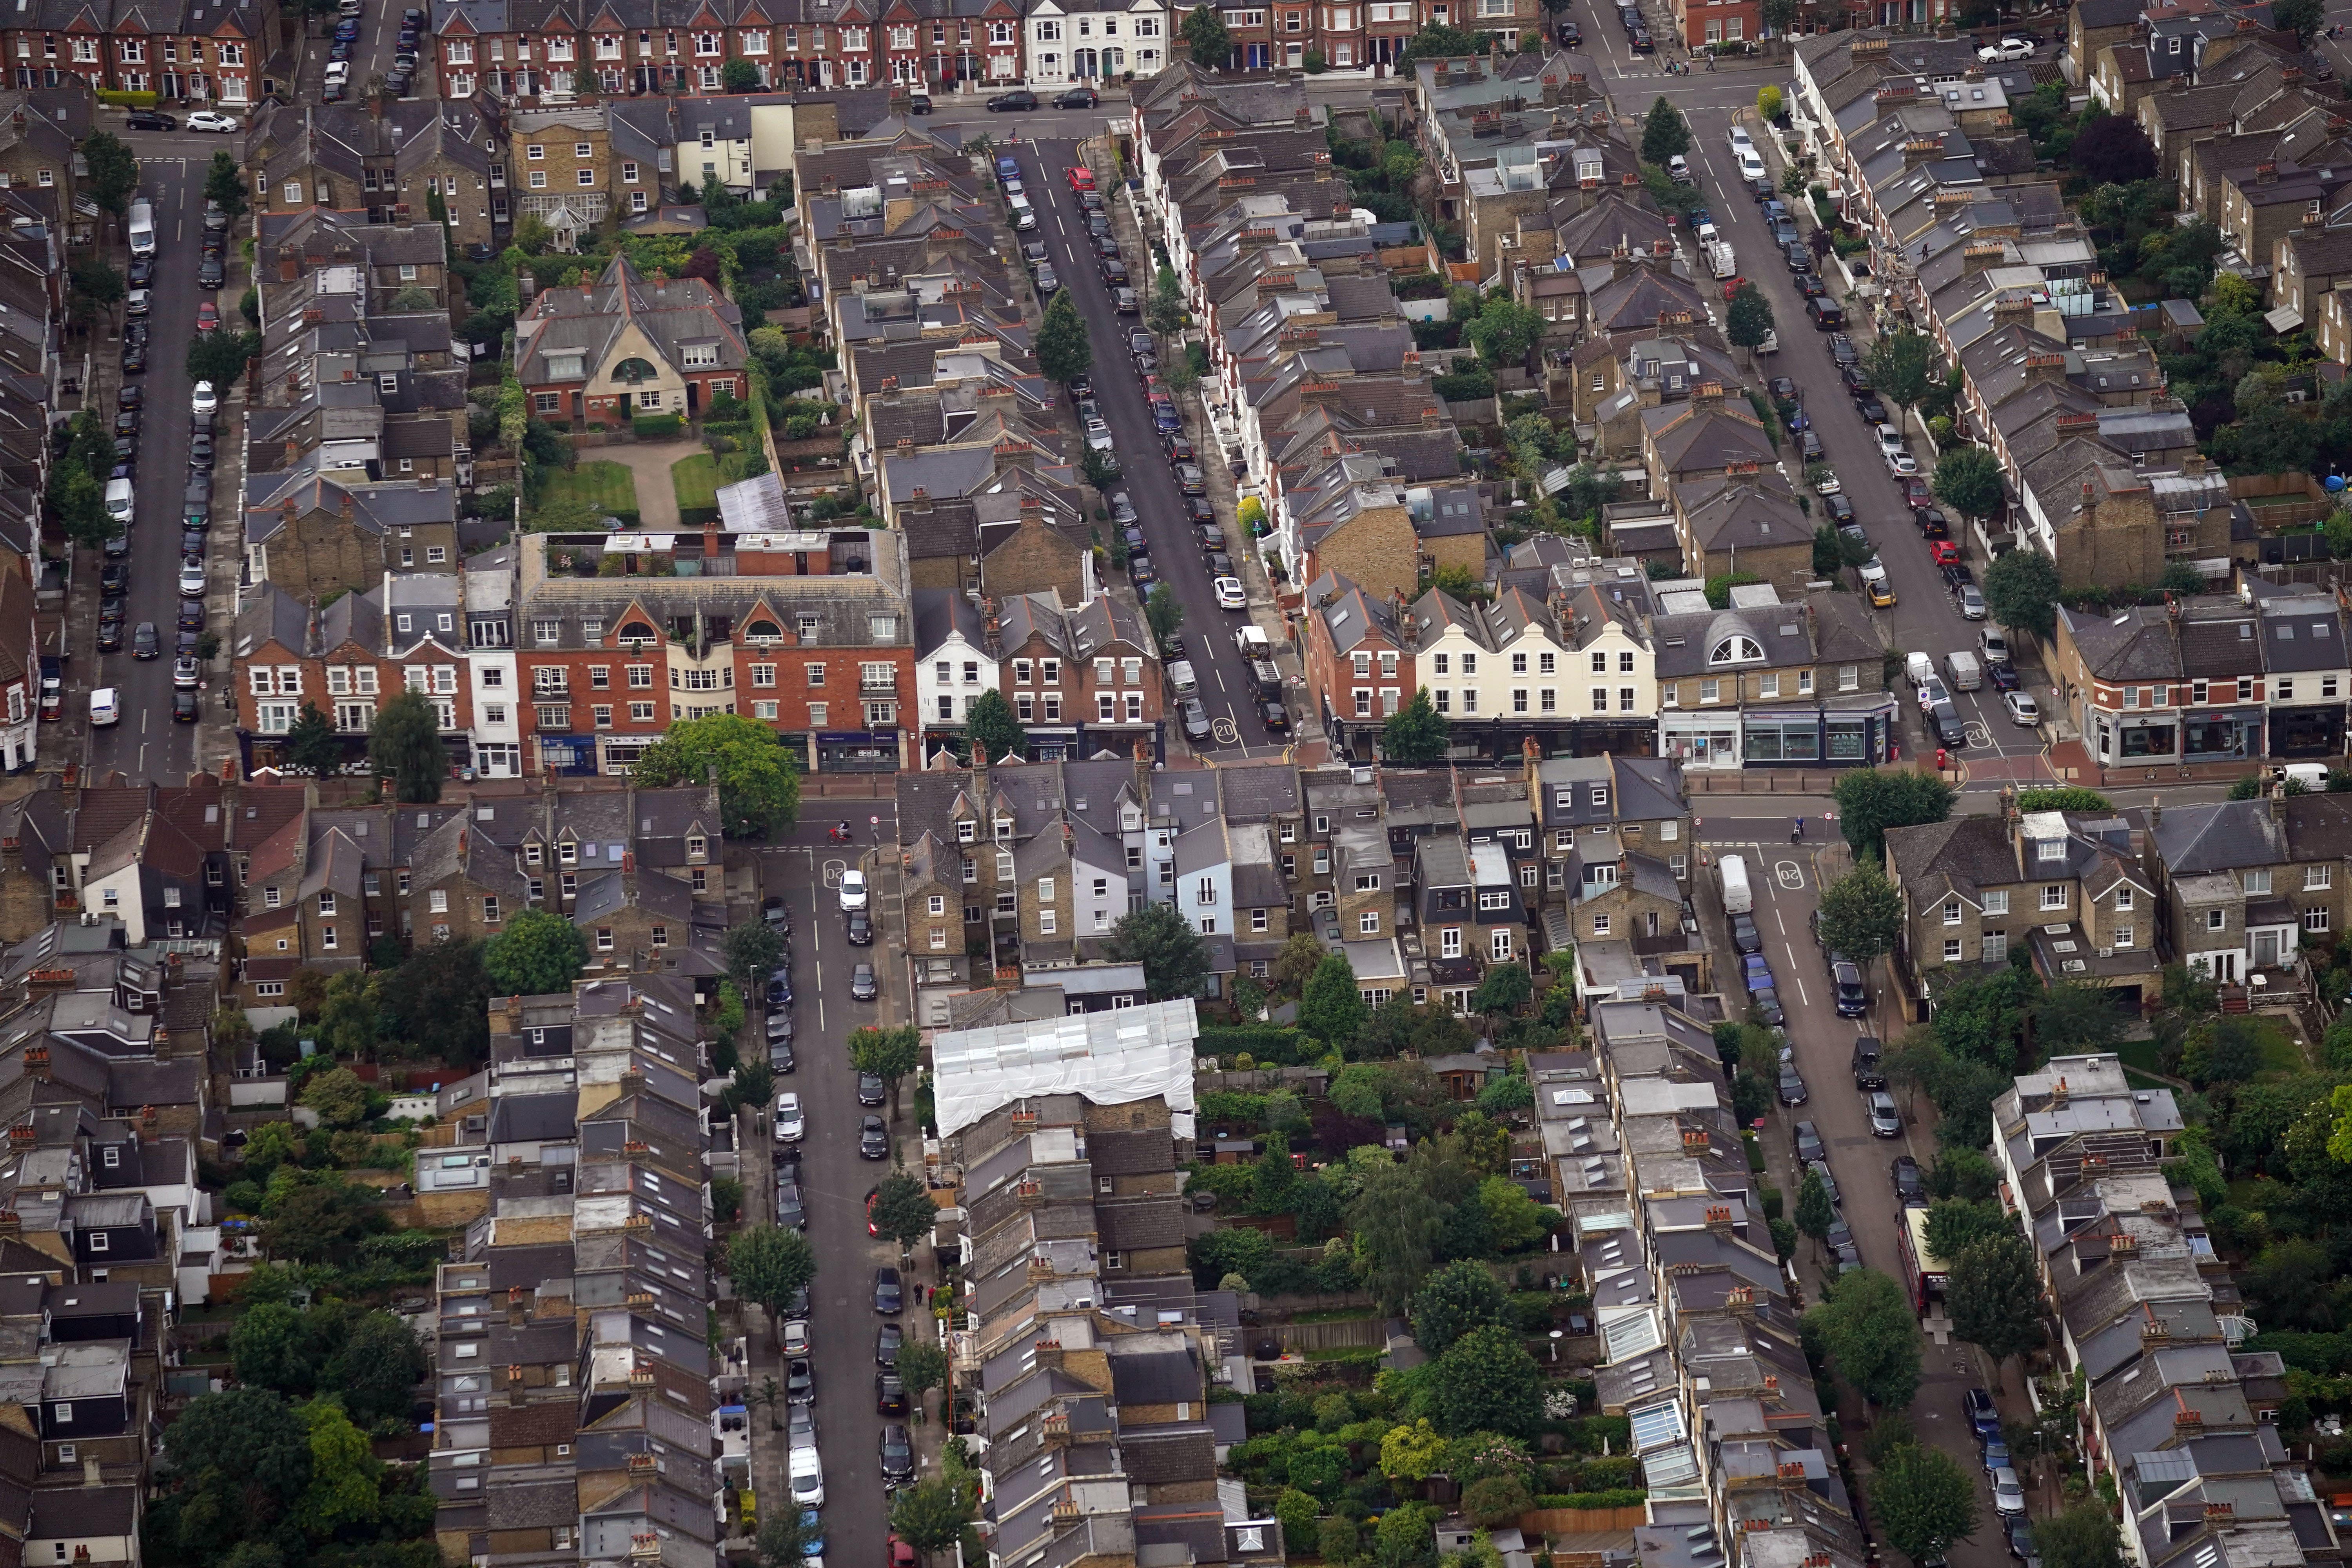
[847,907,873,945]
[1795,273,1828,300]
[120,338,146,374]
[1193,516,1222,544]
[1102,260,1129,287]
[1855,394,1888,423]
[125,110,178,130]
[1891,1154,1925,1203]
[1557,17,1580,41]
[1055,86,1098,107]
[126,256,154,288]
[1753,985,1785,1027]
[172,688,200,723]
[769,1040,797,1073]
[762,895,792,931]
[1840,366,1874,397]
[986,90,1038,110]
[1828,332,1860,367]
[1730,911,1762,954]
[875,1322,902,1366]
[178,598,205,633]
[113,410,139,438]
[880,1423,915,1486]
[775,1178,807,1230]
[859,1114,889,1159]
[1808,297,1847,329]
[95,619,123,653]
[131,622,159,660]
[876,1374,909,1417]
[1799,430,1826,462]
[197,255,225,289]
[857,1072,886,1106]
[873,1267,904,1314]
[106,530,133,559]
[99,561,129,596]
[1766,376,1796,400]
[1824,492,1857,526]
[1261,700,1289,731]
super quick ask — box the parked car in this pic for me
[839,868,868,910]
[876,1374,909,1417]
[847,907,874,945]
[1730,912,1762,954]
[857,1072,886,1106]
[873,1267,904,1314]
[880,1423,916,1486]
[1055,86,1099,107]
[1213,577,1247,611]
[986,90,1038,110]
[125,110,177,130]
[774,1092,805,1142]
[1867,1092,1902,1137]
[1891,1156,1925,1203]
[185,110,239,132]
[851,962,878,1001]
[1794,1121,1826,1163]
[1776,1061,1807,1104]
[2004,690,2041,726]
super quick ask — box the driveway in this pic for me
[603,438,706,531]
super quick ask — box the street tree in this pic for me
[1182,3,1231,65]
[1983,547,2063,641]
[1382,687,1450,762]
[1145,583,1184,650]
[483,907,589,996]
[1932,445,2007,524]
[1874,1442,1979,1564]
[1947,1233,2047,1387]
[1794,1165,1835,1252]
[283,702,344,776]
[849,1025,923,1109]
[759,1515,820,1568]
[1409,1258,1506,1353]
[67,260,123,336]
[1762,0,1798,33]
[369,689,448,801]
[80,132,138,216]
[1038,286,1093,384]
[1149,263,1186,337]
[1925,1198,2013,1261]
[891,1479,973,1557]
[1429,1324,1544,1439]
[631,713,802,837]
[1816,860,1904,964]
[2034,1504,2125,1568]
[871,1169,938,1251]
[188,328,260,387]
[1807,1266,1924,1409]
[1108,902,1210,999]
[720,919,785,989]
[1641,98,1691,163]
[1831,766,1956,862]
[896,1338,949,1417]
[727,1224,818,1336]
[1080,444,1121,493]
[1864,328,1938,423]
[963,688,1024,764]
[1726,281,1775,357]
[1301,953,1369,1049]
[205,149,249,217]
[731,1060,775,1112]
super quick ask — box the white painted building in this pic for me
[1024,0,1169,86]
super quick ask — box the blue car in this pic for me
[995,156,1020,183]
[1742,953,1773,993]
[801,1511,826,1557]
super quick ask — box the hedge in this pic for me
[1533,1491,1651,1510]
[677,505,719,528]
[1198,1026,1311,1061]
[633,413,684,439]
[2244,1330,2352,1374]
[98,89,159,107]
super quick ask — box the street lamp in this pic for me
[1548,1328,1563,1363]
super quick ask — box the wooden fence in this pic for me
[1274,1317,1384,1353]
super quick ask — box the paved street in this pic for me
[737,812,918,1568]
[1008,134,1292,757]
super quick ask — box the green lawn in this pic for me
[672,453,722,514]
[2114,1036,2167,1076]
[540,460,640,516]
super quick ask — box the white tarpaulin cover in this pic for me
[931,998,1200,1138]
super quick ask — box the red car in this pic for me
[1899,475,1934,510]
[889,1538,918,1568]
[195,302,219,333]
[1929,540,1960,566]
[866,1188,879,1237]
[1067,165,1096,193]
[1721,276,1746,300]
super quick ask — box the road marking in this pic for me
[1775,860,1806,890]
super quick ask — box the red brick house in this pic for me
[991,590,1163,762]
[230,578,475,777]
[513,255,748,426]
[6,0,277,106]
[1301,568,1416,759]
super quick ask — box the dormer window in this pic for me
[1710,636,1764,665]
[2036,838,2063,862]
[994,817,1013,842]
[558,841,578,865]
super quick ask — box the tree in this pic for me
[1323,1517,1365,1566]
[2035,978,2125,1055]
[205,149,249,217]
[1379,1417,1451,1483]
[631,713,802,837]
[283,702,344,776]
[2035,1504,2125,1568]
[1983,547,2063,640]
[1301,953,1369,1049]
[1398,22,1494,61]
[1037,283,1093,385]
[1149,263,1186,338]
[1762,0,1798,31]
[1864,328,1938,422]
[258,1173,388,1265]
[897,1336,948,1419]
[68,258,124,333]
[80,131,137,216]
[229,1301,318,1395]
[482,907,589,996]
[374,940,494,1062]
[1144,583,1184,651]
[1931,444,2007,524]
[1410,1258,1506,1353]
[720,56,761,89]
[2071,111,2161,182]
[871,1169,937,1250]
[1794,1165,1835,1250]
[849,1025,924,1108]
[158,1386,314,1515]
[1924,1197,2013,1262]
[1461,1475,1533,1528]
[1181,2,1230,64]
[731,1060,775,1113]
[1947,1233,2047,1387]
[1275,1489,1321,1553]
[720,919,785,989]
[1757,85,1784,121]
[727,1224,818,1334]
[1383,687,1450,762]
[368,689,448,802]
[1352,1160,1442,1312]
[44,464,109,550]
[1470,962,1532,1019]
[1429,1324,1544,1438]
[299,1066,370,1129]
[1808,1266,1924,1408]
[1875,1441,1979,1563]
[331,1309,430,1424]
[1465,298,1545,370]
[1080,445,1122,493]
[188,327,260,387]
[1726,281,1775,356]
[759,1514,822,1568]
[1817,860,1903,964]
[1272,931,1328,994]
[1108,902,1210,1000]
[1641,98,1691,163]
[1832,766,1956,861]
[963,687,1024,764]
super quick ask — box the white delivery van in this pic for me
[2277,762,2330,790]
[1706,240,1740,279]
[126,198,155,258]
[103,477,133,522]
[90,688,120,727]
[1944,650,1982,691]
[1720,854,1753,916]
[1234,624,1272,659]
[1906,651,1934,690]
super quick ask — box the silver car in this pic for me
[2004,690,2040,726]
[1960,584,1988,619]
[1867,1092,1901,1138]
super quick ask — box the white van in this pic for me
[126,198,155,258]
[90,688,119,727]
[1008,193,1036,231]
[1944,650,1982,691]
[103,477,133,522]
[2277,762,2330,791]
[1720,854,1753,916]
[1905,651,1935,690]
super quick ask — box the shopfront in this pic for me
[817,729,904,772]
[1739,698,1898,768]
[1661,712,1742,769]
[2269,702,2347,759]
[538,736,597,775]
[2092,711,2180,766]
[2181,705,2263,763]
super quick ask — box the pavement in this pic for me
[730,809,934,1568]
